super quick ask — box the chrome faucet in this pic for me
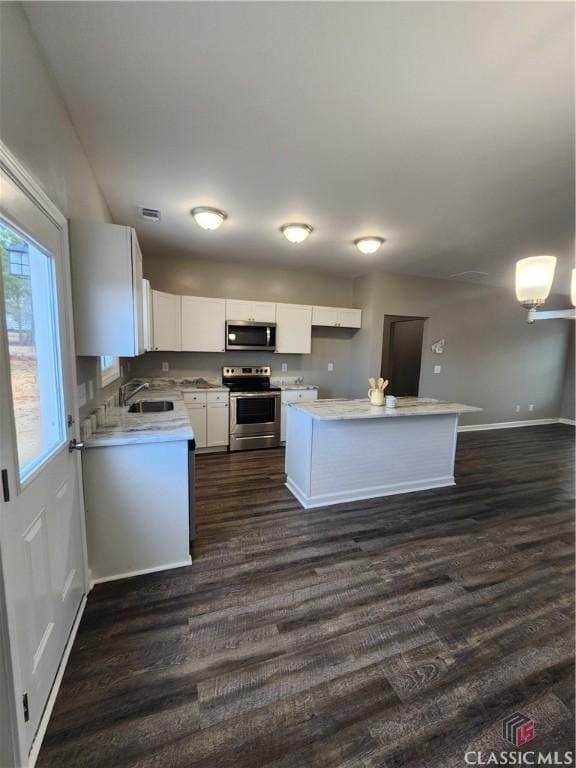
[119,381,150,406]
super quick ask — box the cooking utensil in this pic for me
[368,377,376,389]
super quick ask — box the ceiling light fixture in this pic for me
[281,223,313,244]
[191,206,227,231]
[515,255,576,322]
[355,237,385,255]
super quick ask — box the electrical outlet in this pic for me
[328,362,334,372]
[76,382,87,408]
[162,362,169,372]
[528,404,534,412]
[281,363,288,372]
[120,365,124,378]
[87,380,94,400]
[515,405,521,413]
[433,365,441,374]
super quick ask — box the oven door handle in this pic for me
[230,392,280,398]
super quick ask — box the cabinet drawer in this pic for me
[183,392,207,404]
[282,389,318,403]
[207,391,229,403]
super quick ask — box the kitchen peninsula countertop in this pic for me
[289,396,481,421]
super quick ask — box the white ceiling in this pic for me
[24,1,574,292]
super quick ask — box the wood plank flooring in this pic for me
[38,424,575,767]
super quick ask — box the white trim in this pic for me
[27,596,87,768]
[90,557,192,588]
[458,418,561,432]
[286,476,455,510]
[558,418,576,426]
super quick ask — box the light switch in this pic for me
[281,363,288,372]
[162,362,169,372]
[433,365,441,374]
[328,362,334,372]
[87,379,94,400]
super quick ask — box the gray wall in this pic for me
[351,272,572,425]
[136,254,357,398]
[561,325,575,421]
[0,2,119,420]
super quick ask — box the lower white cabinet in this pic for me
[276,304,313,354]
[184,391,229,449]
[281,388,318,441]
[152,290,181,351]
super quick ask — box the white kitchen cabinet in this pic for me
[152,290,181,351]
[183,390,229,449]
[312,306,362,329]
[142,279,153,351]
[69,221,145,356]
[226,299,276,323]
[181,296,226,352]
[281,388,318,441]
[276,304,313,354]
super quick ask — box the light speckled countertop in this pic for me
[85,389,194,447]
[289,397,482,421]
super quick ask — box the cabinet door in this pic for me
[276,304,312,354]
[312,306,338,327]
[207,402,229,446]
[252,302,276,323]
[226,299,252,322]
[337,308,362,328]
[142,279,153,351]
[182,296,226,352]
[131,231,145,354]
[152,290,181,351]
[187,405,207,448]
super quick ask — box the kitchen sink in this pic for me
[128,400,174,413]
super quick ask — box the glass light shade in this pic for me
[191,207,227,230]
[515,255,557,308]
[355,237,384,255]
[281,223,313,244]
[571,268,576,308]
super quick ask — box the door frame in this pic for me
[0,140,89,766]
[381,314,428,395]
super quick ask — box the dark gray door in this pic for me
[381,316,426,396]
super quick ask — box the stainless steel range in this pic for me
[223,367,281,451]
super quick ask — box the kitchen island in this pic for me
[285,397,481,509]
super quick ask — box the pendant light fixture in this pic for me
[515,255,576,322]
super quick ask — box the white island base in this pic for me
[285,398,481,509]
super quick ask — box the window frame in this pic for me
[99,356,121,387]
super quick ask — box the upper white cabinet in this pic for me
[181,296,226,352]
[312,306,362,329]
[142,279,153,352]
[69,221,145,356]
[276,304,313,354]
[152,290,181,351]
[226,299,276,323]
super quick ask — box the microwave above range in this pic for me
[225,321,276,352]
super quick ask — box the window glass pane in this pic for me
[100,355,120,385]
[1,221,66,480]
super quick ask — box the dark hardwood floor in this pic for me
[38,424,575,768]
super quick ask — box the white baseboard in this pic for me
[286,476,455,509]
[28,595,87,768]
[458,418,562,432]
[90,557,192,588]
[558,418,576,426]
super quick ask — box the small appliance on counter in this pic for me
[223,366,281,451]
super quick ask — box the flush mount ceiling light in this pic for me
[355,237,385,255]
[191,207,227,231]
[280,223,313,244]
[515,255,576,322]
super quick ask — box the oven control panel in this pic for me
[223,366,271,377]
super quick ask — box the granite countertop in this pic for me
[278,384,319,391]
[85,389,194,448]
[288,396,482,421]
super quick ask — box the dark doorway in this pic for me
[381,315,426,396]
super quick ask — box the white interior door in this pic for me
[0,162,85,763]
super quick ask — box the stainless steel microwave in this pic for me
[225,321,277,352]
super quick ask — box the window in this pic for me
[1,221,66,480]
[100,356,121,387]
